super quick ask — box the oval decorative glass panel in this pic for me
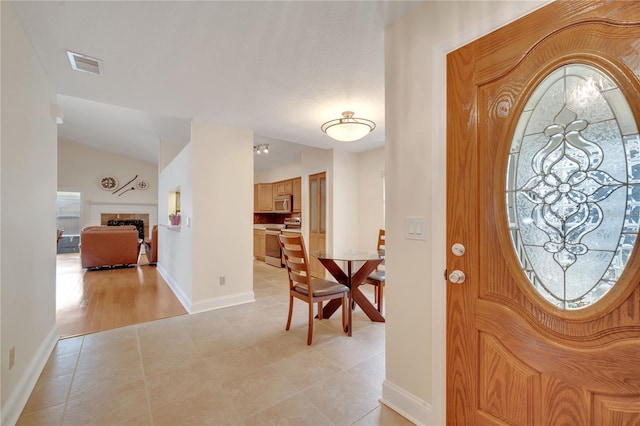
[506,64,640,310]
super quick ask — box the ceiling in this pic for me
[12,1,424,169]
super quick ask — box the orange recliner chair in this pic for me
[79,226,140,269]
[144,225,158,265]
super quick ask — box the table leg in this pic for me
[350,259,384,322]
[321,298,342,319]
[318,258,384,323]
[351,286,385,322]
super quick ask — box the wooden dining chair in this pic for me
[364,229,385,313]
[278,233,350,345]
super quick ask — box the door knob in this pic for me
[451,243,466,256]
[449,270,466,284]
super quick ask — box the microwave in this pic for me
[273,195,292,213]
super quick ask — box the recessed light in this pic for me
[66,51,103,75]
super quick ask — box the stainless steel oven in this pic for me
[265,228,283,267]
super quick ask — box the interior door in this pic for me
[308,172,326,278]
[446,2,640,424]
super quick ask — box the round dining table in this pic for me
[312,249,384,335]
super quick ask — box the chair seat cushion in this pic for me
[294,279,349,297]
[367,270,385,283]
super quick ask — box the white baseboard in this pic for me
[156,265,255,315]
[156,264,192,313]
[2,325,59,426]
[191,291,255,314]
[381,379,435,426]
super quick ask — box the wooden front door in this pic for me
[446,2,640,424]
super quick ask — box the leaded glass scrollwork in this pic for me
[506,64,640,310]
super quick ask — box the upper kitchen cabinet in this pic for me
[275,179,293,196]
[255,183,273,212]
[292,177,301,212]
[274,177,301,212]
[255,177,301,213]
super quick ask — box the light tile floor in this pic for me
[18,260,413,425]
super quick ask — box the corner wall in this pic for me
[159,119,255,313]
[190,119,255,311]
[157,143,194,309]
[1,2,59,423]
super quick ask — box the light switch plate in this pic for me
[405,216,426,240]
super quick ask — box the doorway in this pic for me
[308,172,326,278]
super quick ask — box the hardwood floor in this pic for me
[56,253,187,338]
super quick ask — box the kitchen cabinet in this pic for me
[253,229,266,260]
[275,179,293,196]
[292,177,301,212]
[255,183,273,212]
[254,177,301,213]
[273,177,301,212]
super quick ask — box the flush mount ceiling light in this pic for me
[254,144,270,155]
[66,51,103,75]
[321,111,376,142]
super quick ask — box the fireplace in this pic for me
[89,202,157,240]
[107,219,145,240]
[101,213,149,239]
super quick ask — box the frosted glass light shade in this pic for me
[321,111,375,142]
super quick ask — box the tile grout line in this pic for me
[60,336,85,426]
[135,325,155,425]
[179,317,248,424]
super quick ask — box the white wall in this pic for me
[357,147,385,249]
[332,150,360,252]
[190,119,254,312]
[157,143,194,309]
[158,122,254,312]
[58,139,159,232]
[159,139,186,173]
[1,2,59,424]
[295,147,383,256]
[383,2,549,424]
[254,161,302,184]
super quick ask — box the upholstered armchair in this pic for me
[80,226,140,269]
[144,225,158,265]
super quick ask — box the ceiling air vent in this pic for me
[66,51,103,75]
